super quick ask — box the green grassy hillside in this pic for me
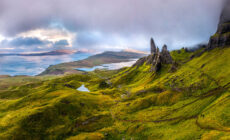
[0,47,230,139]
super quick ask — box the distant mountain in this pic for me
[39,50,147,75]
[122,49,148,54]
[0,75,11,78]
[89,51,147,60]
[0,49,79,56]
[19,49,79,56]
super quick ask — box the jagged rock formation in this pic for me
[161,45,173,64]
[207,0,230,49]
[134,38,173,72]
[150,38,157,54]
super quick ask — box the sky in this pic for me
[0,0,225,53]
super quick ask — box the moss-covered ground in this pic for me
[0,47,230,139]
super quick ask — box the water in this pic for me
[76,59,138,72]
[0,53,91,76]
[77,85,90,92]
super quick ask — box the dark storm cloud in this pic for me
[0,0,225,51]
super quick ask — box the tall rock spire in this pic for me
[150,38,156,54]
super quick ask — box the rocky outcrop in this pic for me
[207,0,230,49]
[134,38,173,72]
[133,57,148,67]
[161,45,173,64]
[207,32,230,49]
[150,38,157,54]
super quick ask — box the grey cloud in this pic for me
[53,40,69,47]
[0,0,225,51]
[1,37,70,52]
[76,32,104,47]
[8,37,46,46]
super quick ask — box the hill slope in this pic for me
[0,45,229,139]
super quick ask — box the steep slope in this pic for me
[107,45,230,139]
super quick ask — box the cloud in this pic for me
[76,31,103,47]
[0,28,76,52]
[0,0,225,52]
[75,32,150,52]
[8,37,45,46]
[0,34,5,42]
[53,40,69,48]
[17,28,76,46]
[0,37,45,53]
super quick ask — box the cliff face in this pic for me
[134,38,173,72]
[207,0,230,49]
[219,0,230,24]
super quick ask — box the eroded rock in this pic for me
[151,38,157,54]
[160,45,173,64]
[134,38,173,72]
